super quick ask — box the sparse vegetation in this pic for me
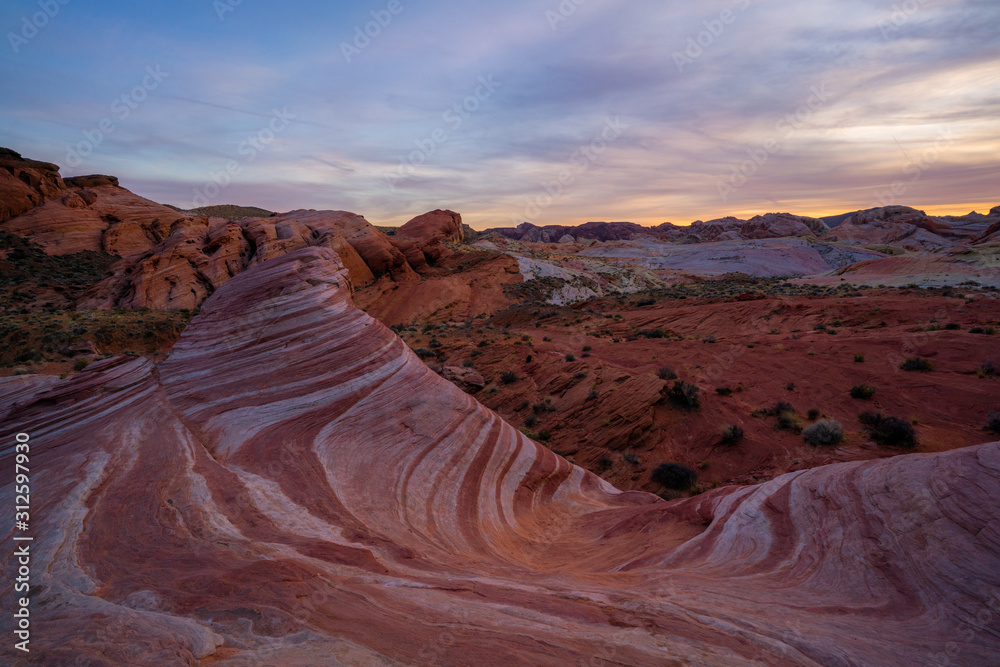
[802,419,844,446]
[986,411,1000,434]
[900,357,933,372]
[656,365,677,380]
[715,386,733,396]
[859,412,917,448]
[667,381,700,410]
[652,462,697,491]
[500,370,519,384]
[565,353,576,362]
[850,384,876,400]
[413,347,435,359]
[719,424,744,446]
[854,354,865,363]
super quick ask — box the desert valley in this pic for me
[1,145,998,665]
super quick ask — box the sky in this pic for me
[1,0,998,229]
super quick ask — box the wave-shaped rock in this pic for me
[2,246,997,665]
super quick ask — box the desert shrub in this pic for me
[802,419,844,446]
[582,345,591,352]
[767,401,795,417]
[428,338,442,348]
[854,354,865,363]
[776,410,801,432]
[597,456,613,473]
[667,381,700,410]
[636,298,656,307]
[73,358,89,371]
[414,347,435,359]
[532,399,555,414]
[624,453,639,465]
[500,370,519,385]
[945,322,960,330]
[981,361,998,377]
[986,411,1000,434]
[859,412,917,448]
[785,382,796,391]
[850,384,876,399]
[477,340,489,347]
[900,357,933,372]
[719,424,744,446]
[524,414,538,427]
[637,328,666,339]
[657,365,677,380]
[807,409,821,420]
[421,322,435,333]
[565,354,576,362]
[715,386,733,396]
[652,462,697,491]
[702,334,717,344]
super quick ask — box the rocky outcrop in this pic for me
[392,208,464,268]
[2,246,997,665]
[0,147,66,222]
[822,205,999,251]
[1,181,186,256]
[78,208,419,310]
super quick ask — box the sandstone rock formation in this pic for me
[391,208,464,268]
[0,148,66,223]
[822,205,1000,252]
[483,220,653,243]
[2,246,998,665]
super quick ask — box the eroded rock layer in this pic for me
[1,247,998,665]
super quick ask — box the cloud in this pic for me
[0,0,996,227]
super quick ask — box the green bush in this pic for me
[73,358,89,371]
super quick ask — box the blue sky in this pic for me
[1,0,998,228]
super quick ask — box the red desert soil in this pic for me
[1,247,997,665]
[399,289,1000,493]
